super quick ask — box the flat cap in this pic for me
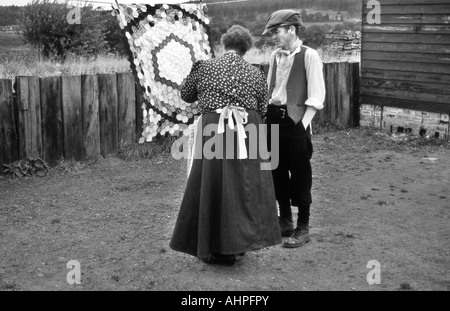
[262,9,303,35]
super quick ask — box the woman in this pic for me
[169,25,281,266]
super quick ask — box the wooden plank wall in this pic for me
[0,72,136,171]
[361,0,450,113]
[0,79,18,171]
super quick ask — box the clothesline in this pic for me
[64,0,255,6]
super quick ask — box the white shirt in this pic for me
[267,39,325,111]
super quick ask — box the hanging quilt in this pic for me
[111,1,214,143]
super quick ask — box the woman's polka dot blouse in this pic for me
[180,51,268,117]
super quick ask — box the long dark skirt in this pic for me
[169,110,282,258]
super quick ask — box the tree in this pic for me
[300,9,308,21]
[244,12,256,22]
[212,15,224,23]
[101,10,128,56]
[0,6,23,26]
[20,0,108,61]
[254,37,266,49]
[342,21,357,31]
[332,23,344,33]
[210,26,223,46]
[247,21,267,37]
[229,19,247,28]
[303,25,326,49]
[297,25,307,41]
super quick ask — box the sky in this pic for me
[0,0,201,6]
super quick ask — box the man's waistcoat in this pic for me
[268,46,308,124]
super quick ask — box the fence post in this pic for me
[135,83,144,141]
[117,72,136,148]
[16,76,42,160]
[81,75,101,159]
[339,62,351,128]
[324,63,338,123]
[0,79,18,171]
[40,76,64,166]
[350,62,360,127]
[61,75,84,161]
[321,62,360,128]
[98,74,119,158]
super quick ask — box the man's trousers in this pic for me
[266,114,313,223]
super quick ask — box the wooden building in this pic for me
[360,0,450,139]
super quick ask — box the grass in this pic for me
[0,280,17,290]
[0,50,131,81]
[0,31,131,80]
[118,136,178,162]
[0,31,26,54]
[1,29,357,81]
[54,156,103,173]
[327,126,450,156]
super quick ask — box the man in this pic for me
[262,9,325,248]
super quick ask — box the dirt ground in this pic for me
[0,127,449,291]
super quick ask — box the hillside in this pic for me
[205,0,362,18]
[0,5,22,26]
[0,31,28,54]
[0,0,361,61]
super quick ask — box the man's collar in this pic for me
[289,38,302,54]
[276,39,303,56]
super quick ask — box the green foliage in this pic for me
[100,10,129,56]
[3,157,49,178]
[20,0,108,61]
[303,25,328,49]
[332,21,360,33]
[0,5,22,26]
[303,11,331,23]
[0,52,130,80]
[2,1,128,60]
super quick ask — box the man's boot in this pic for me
[283,221,310,248]
[278,216,294,237]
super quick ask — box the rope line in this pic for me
[63,0,256,7]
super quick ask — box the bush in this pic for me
[303,25,327,49]
[3,157,49,177]
[20,0,108,61]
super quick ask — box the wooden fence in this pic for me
[0,72,138,169]
[0,62,360,170]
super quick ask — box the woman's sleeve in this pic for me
[181,60,202,103]
[255,69,269,117]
